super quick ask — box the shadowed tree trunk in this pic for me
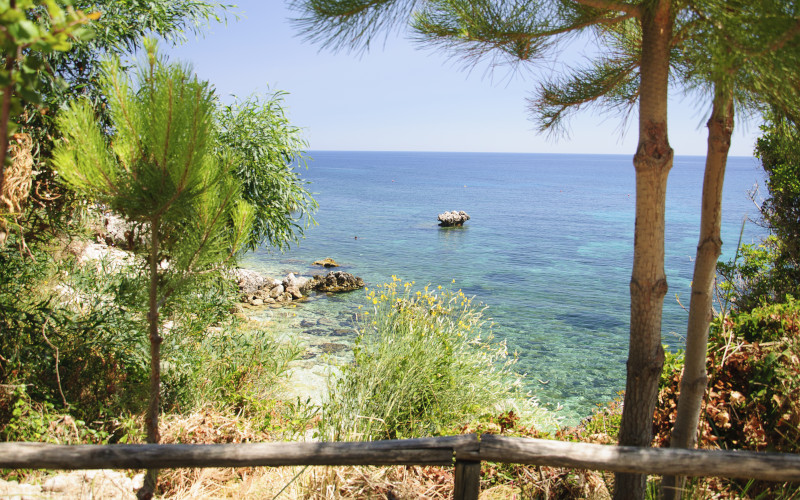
[661,85,733,500]
[614,1,673,498]
[139,214,163,500]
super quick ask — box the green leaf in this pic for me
[8,19,40,43]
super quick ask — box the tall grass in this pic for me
[320,278,553,441]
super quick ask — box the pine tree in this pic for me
[294,1,673,496]
[52,39,253,499]
[660,4,799,495]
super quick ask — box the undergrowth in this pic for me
[0,232,304,445]
[319,278,555,441]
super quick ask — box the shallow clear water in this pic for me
[244,151,766,424]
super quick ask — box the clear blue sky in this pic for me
[164,1,759,157]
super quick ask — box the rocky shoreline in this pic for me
[235,268,365,307]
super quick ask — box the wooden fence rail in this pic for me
[2,434,800,499]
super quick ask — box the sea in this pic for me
[242,151,767,425]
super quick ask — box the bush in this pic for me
[653,297,800,496]
[0,232,283,433]
[319,278,543,441]
[0,238,149,423]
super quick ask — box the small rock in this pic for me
[234,268,270,294]
[43,475,82,493]
[285,285,303,300]
[438,210,470,227]
[249,298,264,306]
[269,285,285,298]
[314,343,348,354]
[312,271,365,293]
[313,257,340,267]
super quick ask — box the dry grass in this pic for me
[1,133,33,214]
[1,132,33,246]
[154,409,456,499]
[161,465,454,500]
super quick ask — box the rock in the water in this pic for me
[286,285,303,300]
[438,210,470,227]
[284,273,312,293]
[269,284,285,298]
[237,268,364,308]
[313,257,340,267]
[234,268,270,294]
[312,271,365,292]
[314,343,348,354]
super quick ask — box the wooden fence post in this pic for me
[453,459,480,500]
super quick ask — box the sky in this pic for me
[163,1,760,157]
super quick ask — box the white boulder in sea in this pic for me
[438,210,470,227]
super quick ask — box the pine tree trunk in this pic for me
[661,86,733,500]
[138,215,163,500]
[614,2,673,498]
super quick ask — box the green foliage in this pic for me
[717,238,782,310]
[729,296,799,343]
[171,318,303,414]
[0,0,95,168]
[717,113,800,312]
[52,47,255,500]
[21,0,228,152]
[0,227,305,443]
[0,237,150,422]
[53,41,254,292]
[652,296,800,496]
[1,385,111,444]
[754,113,800,291]
[660,347,684,390]
[320,278,541,441]
[216,92,317,251]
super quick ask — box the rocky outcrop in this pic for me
[237,269,364,307]
[438,210,470,227]
[233,268,269,295]
[311,271,365,293]
[313,257,340,267]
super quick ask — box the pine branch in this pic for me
[572,0,640,17]
[291,0,419,53]
[531,56,639,134]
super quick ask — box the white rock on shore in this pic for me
[0,470,144,499]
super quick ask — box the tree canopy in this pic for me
[216,92,317,251]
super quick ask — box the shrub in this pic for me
[653,297,800,497]
[0,238,149,423]
[319,278,541,441]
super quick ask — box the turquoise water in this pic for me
[244,151,766,423]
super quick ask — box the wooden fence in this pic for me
[3,434,800,499]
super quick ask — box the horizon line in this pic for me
[305,149,756,159]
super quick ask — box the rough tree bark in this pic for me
[661,85,733,500]
[614,1,673,498]
[139,214,163,500]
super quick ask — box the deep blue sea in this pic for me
[243,151,766,424]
